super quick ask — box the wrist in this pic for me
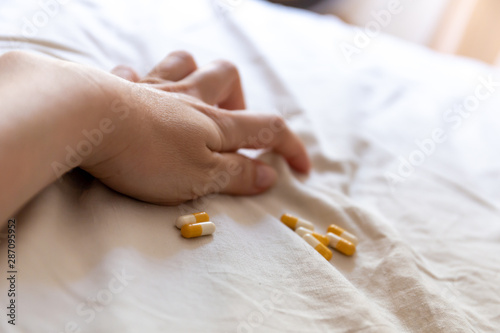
[46,61,121,175]
[75,69,141,172]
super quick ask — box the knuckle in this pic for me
[195,102,221,119]
[178,82,202,98]
[204,155,222,171]
[170,50,196,66]
[213,59,239,77]
[113,64,131,71]
[163,81,193,93]
[211,111,235,142]
[139,77,163,85]
[0,50,30,66]
[112,65,138,80]
[269,115,286,131]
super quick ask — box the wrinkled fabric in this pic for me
[0,1,499,332]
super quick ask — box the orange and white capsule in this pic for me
[176,212,210,229]
[295,227,328,246]
[326,233,356,256]
[181,222,216,238]
[280,214,314,231]
[303,234,332,261]
[327,224,358,246]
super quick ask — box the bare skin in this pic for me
[0,50,310,224]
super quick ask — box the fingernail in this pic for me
[255,164,277,189]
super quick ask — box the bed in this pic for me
[1,0,499,332]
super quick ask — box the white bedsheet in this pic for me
[1,1,499,332]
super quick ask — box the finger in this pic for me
[110,65,140,82]
[182,60,245,110]
[144,51,197,82]
[212,112,310,173]
[211,153,277,195]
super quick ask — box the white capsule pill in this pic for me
[181,222,216,238]
[327,224,358,246]
[295,227,328,246]
[175,212,210,229]
[326,233,356,256]
[280,214,314,231]
[303,234,332,261]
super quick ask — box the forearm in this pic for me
[0,51,120,223]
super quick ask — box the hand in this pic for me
[82,51,310,205]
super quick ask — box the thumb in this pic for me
[212,153,278,195]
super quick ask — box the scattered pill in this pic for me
[326,233,356,256]
[327,224,358,246]
[181,222,216,238]
[280,214,314,231]
[302,234,332,260]
[295,227,328,246]
[176,212,210,229]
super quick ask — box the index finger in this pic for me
[212,111,310,173]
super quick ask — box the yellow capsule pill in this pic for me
[327,224,358,246]
[303,234,333,261]
[295,227,328,246]
[280,214,314,231]
[176,212,210,229]
[326,233,356,256]
[181,222,216,238]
